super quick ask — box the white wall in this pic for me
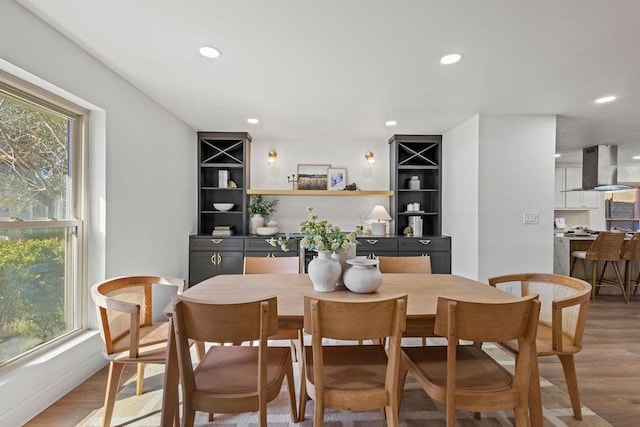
[250,135,390,233]
[442,115,480,279]
[0,2,195,424]
[477,115,556,282]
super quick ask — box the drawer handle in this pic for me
[210,254,217,265]
[419,239,431,245]
[217,253,222,264]
[366,240,379,245]
[211,238,223,244]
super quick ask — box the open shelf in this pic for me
[246,189,392,196]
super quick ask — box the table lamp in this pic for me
[368,205,391,236]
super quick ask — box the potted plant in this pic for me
[248,195,278,234]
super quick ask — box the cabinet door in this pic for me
[564,167,583,207]
[554,168,566,208]
[188,250,244,287]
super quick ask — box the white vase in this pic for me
[250,214,264,234]
[331,243,357,288]
[308,250,342,292]
[343,258,383,293]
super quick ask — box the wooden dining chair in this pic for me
[400,294,540,427]
[570,231,628,303]
[243,255,302,362]
[299,294,407,426]
[172,295,297,427]
[243,255,300,274]
[90,275,186,427]
[489,273,591,420]
[378,255,432,346]
[377,255,432,274]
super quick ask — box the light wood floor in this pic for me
[26,295,640,427]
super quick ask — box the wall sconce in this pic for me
[365,151,375,164]
[267,150,277,165]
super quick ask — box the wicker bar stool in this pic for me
[570,232,629,303]
[620,232,640,298]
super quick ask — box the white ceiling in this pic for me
[17,0,640,164]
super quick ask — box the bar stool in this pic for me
[570,232,629,303]
[620,232,640,298]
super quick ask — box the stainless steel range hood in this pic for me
[577,145,632,191]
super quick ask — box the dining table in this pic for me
[160,273,542,427]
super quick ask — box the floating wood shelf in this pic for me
[247,189,393,196]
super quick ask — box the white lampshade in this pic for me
[368,205,391,236]
[368,205,391,221]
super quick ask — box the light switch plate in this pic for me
[523,212,539,224]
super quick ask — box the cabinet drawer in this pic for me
[398,236,450,252]
[244,237,299,253]
[356,237,398,251]
[189,236,244,251]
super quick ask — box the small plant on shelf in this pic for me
[248,195,278,216]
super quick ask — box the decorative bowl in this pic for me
[343,258,383,293]
[213,203,234,211]
[256,226,279,236]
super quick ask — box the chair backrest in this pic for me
[303,294,407,341]
[585,232,625,261]
[243,256,300,274]
[377,255,432,274]
[91,276,184,356]
[621,232,640,261]
[435,294,540,391]
[488,273,591,350]
[172,295,278,394]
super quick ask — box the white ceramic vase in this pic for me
[343,258,383,293]
[331,243,357,288]
[308,250,342,292]
[250,214,264,234]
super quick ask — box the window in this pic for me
[0,71,87,367]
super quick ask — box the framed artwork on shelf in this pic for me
[297,164,330,190]
[327,168,346,190]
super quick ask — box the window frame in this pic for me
[0,69,89,368]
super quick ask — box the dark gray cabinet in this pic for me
[188,236,244,287]
[398,236,451,273]
[244,236,300,258]
[356,237,398,258]
[389,134,442,236]
[197,132,251,236]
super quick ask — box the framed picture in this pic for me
[327,168,346,190]
[297,164,330,190]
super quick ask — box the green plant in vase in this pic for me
[248,195,278,234]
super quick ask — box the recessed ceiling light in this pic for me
[199,46,221,58]
[555,153,561,158]
[595,95,616,104]
[385,120,398,127]
[440,53,463,65]
[632,155,640,160]
[247,118,259,124]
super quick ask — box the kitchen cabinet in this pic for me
[197,132,251,235]
[244,236,300,258]
[188,236,244,287]
[398,236,451,273]
[356,237,398,258]
[555,167,600,209]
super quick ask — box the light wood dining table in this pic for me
[161,273,542,427]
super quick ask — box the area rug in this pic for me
[81,341,611,427]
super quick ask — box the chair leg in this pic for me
[528,351,544,427]
[314,391,324,427]
[384,405,399,427]
[513,404,529,426]
[284,356,298,423]
[136,363,145,396]
[558,354,583,420]
[102,361,126,427]
[591,261,598,301]
[612,262,629,304]
[298,356,308,421]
